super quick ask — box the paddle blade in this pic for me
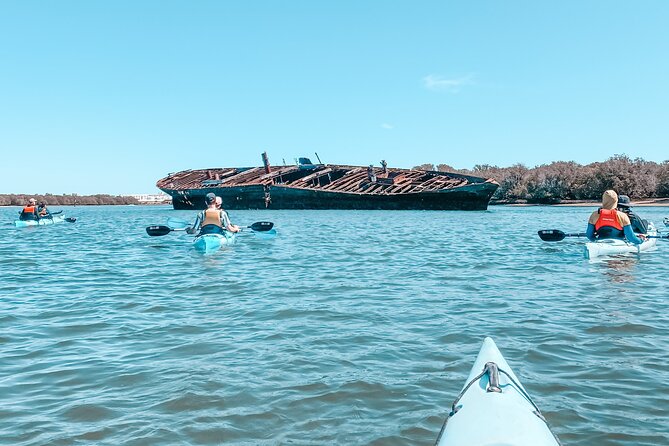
[248,221,274,232]
[65,217,77,223]
[254,228,277,238]
[537,229,566,242]
[146,225,172,236]
[167,217,191,229]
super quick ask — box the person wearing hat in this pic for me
[19,198,40,221]
[186,193,241,235]
[214,195,240,230]
[37,201,51,218]
[616,195,648,234]
[585,190,645,243]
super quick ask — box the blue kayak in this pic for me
[15,215,66,227]
[435,337,561,446]
[192,232,236,253]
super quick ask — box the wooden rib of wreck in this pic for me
[156,154,499,210]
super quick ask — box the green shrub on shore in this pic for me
[418,155,669,202]
[0,194,140,206]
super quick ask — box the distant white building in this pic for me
[128,193,172,204]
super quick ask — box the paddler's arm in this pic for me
[618,212,644,244]
[221,211,241,233]
[585,210,599,241]
[623,225,644,244]
[186,213,202,234]
[586,211,599,241]
[586,223,596,241]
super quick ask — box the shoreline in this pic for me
[0,203,169,207]
[3,199,669,208]
[493,198,669,207]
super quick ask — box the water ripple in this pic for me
[0,205,668,445]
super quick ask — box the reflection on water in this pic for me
[589,257,639,283]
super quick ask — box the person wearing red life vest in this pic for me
[585,190,645,244]
[19,198,40,221]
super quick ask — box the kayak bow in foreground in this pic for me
[435,337,561,446]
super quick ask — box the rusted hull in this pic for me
[164,183,497,210]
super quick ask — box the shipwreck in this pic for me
[156,153,499,210]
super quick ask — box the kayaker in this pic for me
[19,198,39,221]
[616,195,649,234]
[186,193,241,235]
[216,195,241,232]
[585,190,646,244]
[37,201,51,218]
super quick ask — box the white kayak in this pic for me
[435,337,560,446]
[584,222,657,259]
[14,215,66,227]
[193,232,235,253]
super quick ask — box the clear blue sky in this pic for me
[1,1,667,194]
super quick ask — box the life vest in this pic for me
[201,208,223,228]
[20,205,38,221]
[594,208,624,239]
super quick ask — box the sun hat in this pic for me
[617,195,631,208]
[601,190,618,210]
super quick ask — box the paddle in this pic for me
[146,221,274,236]
[539,229,668,242]
[146,225,188,236]
[65,217,77,223]
[537,230,586,242]
[247,221,274,232]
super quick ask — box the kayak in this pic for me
[584,222,657,259]
[193,232,235,253]
[15,215,66,227]
[435,337,560,446]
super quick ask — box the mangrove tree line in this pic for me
[0,194,140,206]
[415,155,669,203]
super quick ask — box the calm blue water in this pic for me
[1,205,667,445]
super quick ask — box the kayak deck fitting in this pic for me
[435,337,561,446]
